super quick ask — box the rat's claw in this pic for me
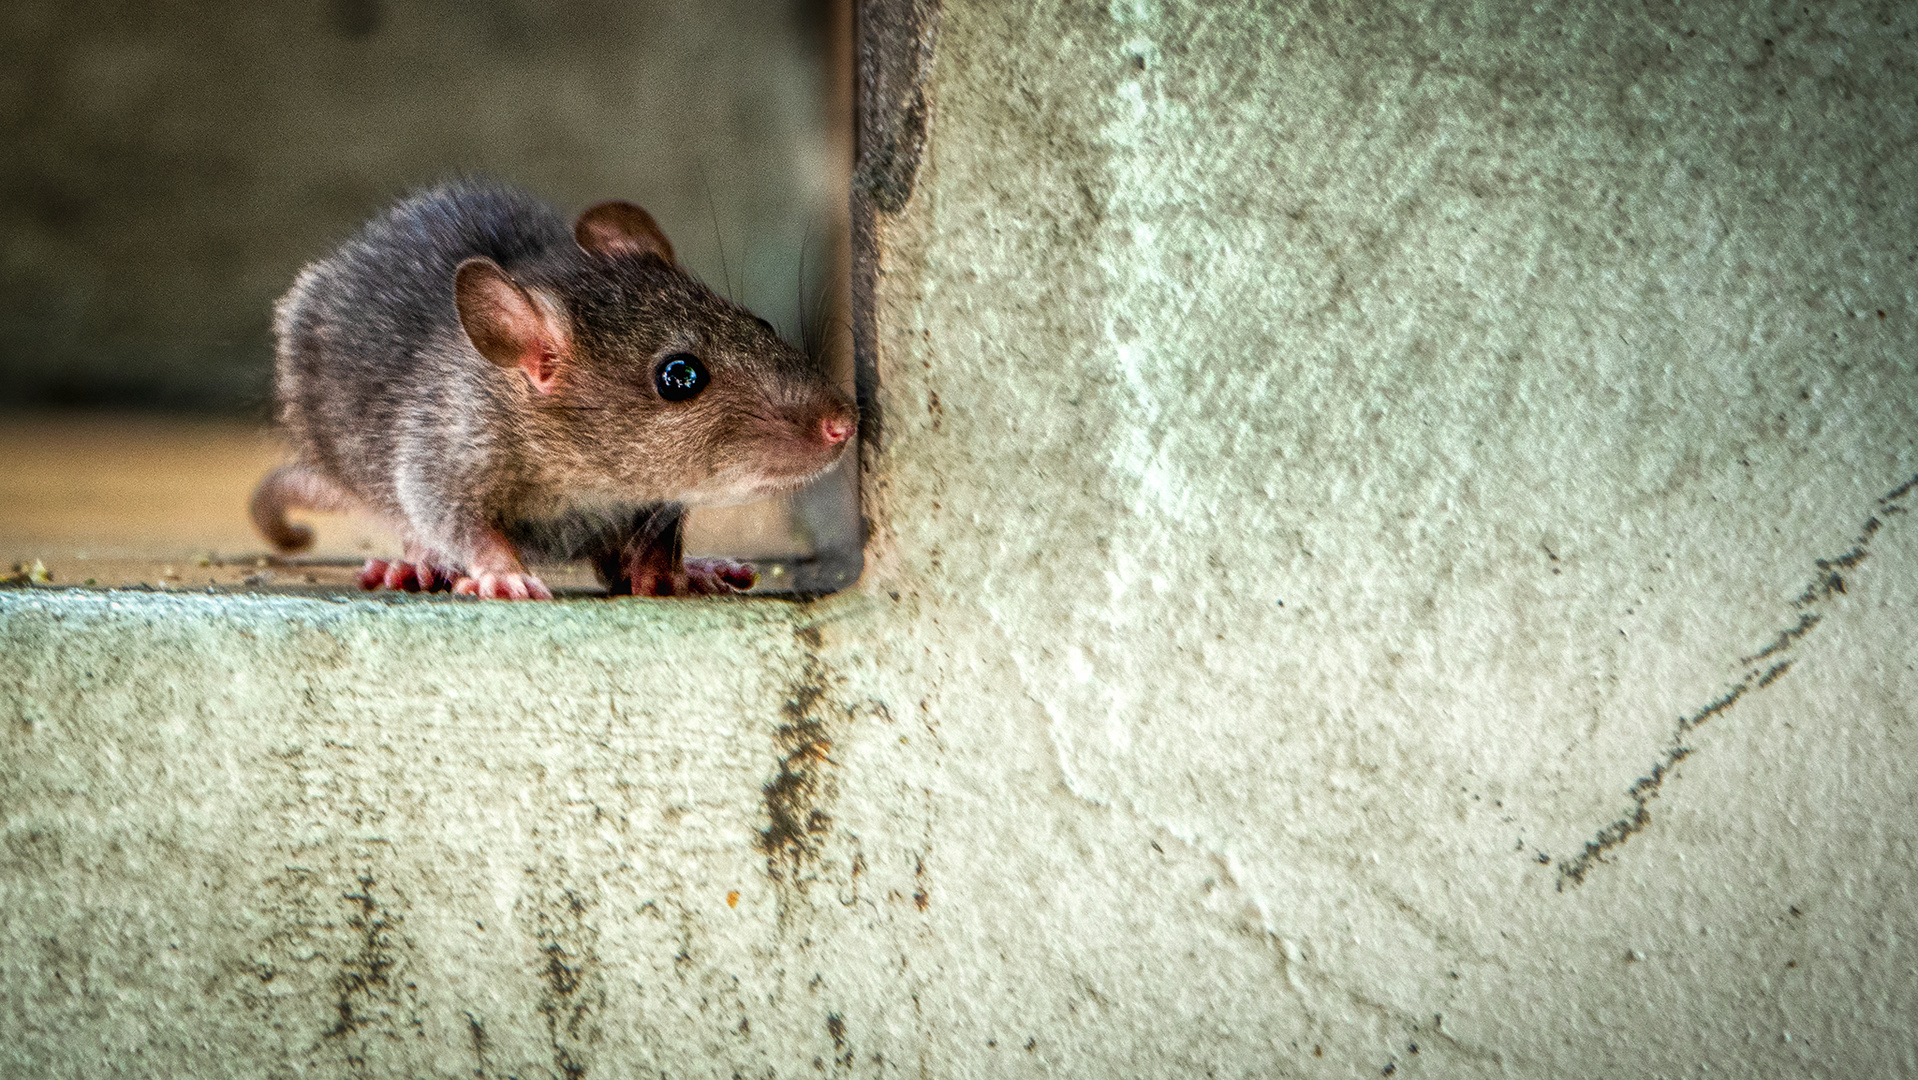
[361,557,421,592]
[360,558,454,593]
[383,560,417,591]
[452,571,553,600]
[502,573,554,600]
[685,557,758,595]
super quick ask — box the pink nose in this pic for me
[820,412,855,446]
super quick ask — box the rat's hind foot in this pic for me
[623,556,757,596]
[358,559,454,593]
[685,557,758,595]
[451,571,554,600]
[593,505,755,597]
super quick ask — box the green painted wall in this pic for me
[5,2,1917,1075]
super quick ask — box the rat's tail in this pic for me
[250,465,356,552]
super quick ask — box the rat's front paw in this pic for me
[359,558,454,593]
[452,572,554,600]
[685,557,758,595]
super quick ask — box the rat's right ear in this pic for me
[573,201,676,265]
[454,257,568,394]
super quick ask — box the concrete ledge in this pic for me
[2,591,832,1076]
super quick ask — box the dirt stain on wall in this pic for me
[759,624,843,886]
[316,869,427,1077]
[522,878,605,1080]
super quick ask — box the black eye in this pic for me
[654,353,708,401]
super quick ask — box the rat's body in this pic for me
[252,179,854,598]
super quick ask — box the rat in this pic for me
[249,178,855,599]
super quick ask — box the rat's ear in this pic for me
[454,257,567,395]
[573,201,676,265]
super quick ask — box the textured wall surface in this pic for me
[5,1,1918,1076]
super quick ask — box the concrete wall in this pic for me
[5,1,1918,1076]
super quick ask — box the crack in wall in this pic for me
[463,1010,492,1079]
[1556,471,1916,889]
[1339,985,1510,1075]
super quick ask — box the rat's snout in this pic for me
[791,394,854,453]
[819,410,855,447]
[700,392,855,503]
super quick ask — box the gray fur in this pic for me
[260,178,853,588]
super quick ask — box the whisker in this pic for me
[796,217,816,347]
[697,155,734,302]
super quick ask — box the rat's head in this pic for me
[454,201,856,505]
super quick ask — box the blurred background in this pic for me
[0,0,855,593]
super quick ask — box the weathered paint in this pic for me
[5,1,1918,1075]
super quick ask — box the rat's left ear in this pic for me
[574,201,677,265]
[454,257,569,395]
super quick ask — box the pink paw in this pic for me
[451,571,554,600]
[687,557,758,595]
[359,559,453,593]
[630,557,757,597]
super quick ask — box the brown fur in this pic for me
[255,179,853,596]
